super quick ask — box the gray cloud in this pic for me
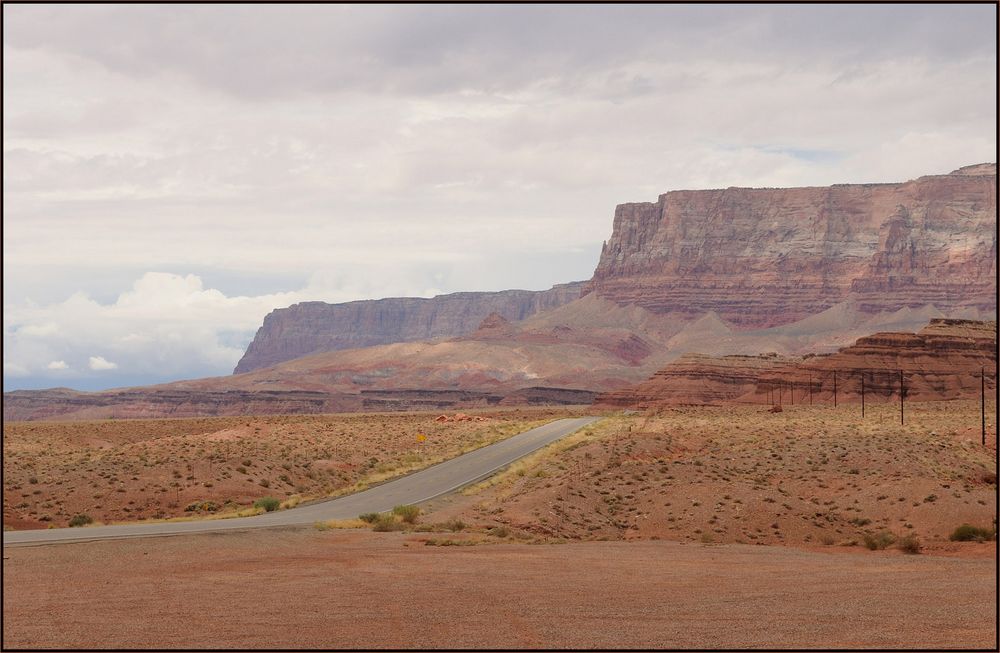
[4,5,994,99]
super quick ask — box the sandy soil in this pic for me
[3,527,994,649]
[3,407,586,529]
[451,401,997,549]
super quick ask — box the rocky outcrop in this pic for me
[595,353,795,408]
[600,319,997,408]
[750,319,997,403]
[588,165,996,328]
[234,282,586,373]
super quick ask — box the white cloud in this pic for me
[3,271,411,387]
[88,356,118,371]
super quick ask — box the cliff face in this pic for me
[588,164,996,328]
[751,318,997,403]
[595,352,795,408]
[234,281,585,373]
[600,319,997,408]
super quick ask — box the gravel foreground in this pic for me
[3,528,995,649]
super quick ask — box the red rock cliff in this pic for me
[588,164,996,328]
[234,282,585,374]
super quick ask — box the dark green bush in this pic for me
[254,496,281,512]
[358,512,379,523]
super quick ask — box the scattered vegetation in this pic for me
[3,408,578,528]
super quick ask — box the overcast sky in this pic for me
[3,4,996,391]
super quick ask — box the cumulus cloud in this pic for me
[4,273,306,383]
[2,5,995,390]
[88,356,118,371]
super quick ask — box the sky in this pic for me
[3,4,996,391]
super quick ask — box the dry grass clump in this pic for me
[67,514,93,528]
[862,531,897,550]
[314,518,368,531]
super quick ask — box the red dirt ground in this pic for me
[2,527,995,649]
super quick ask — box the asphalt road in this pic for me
[3,416,599,546]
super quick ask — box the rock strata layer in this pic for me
[595,353,796,408]
[750,319,997,403]
[599,319,997,408]
[588,164,996,328]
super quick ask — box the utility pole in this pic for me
[861,373,865,419]
[983,367,986,447]
[833,371,838,408]
[790,381,794,405]
[809,375,813,405]
[899,369,904,426]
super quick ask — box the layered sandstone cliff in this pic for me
[595,352,795,408]
[234,281,585,373]
[749,318,997,403]
[588,164,996,328]
[600,319,997,408]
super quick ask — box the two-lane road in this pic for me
[3,416,599,546]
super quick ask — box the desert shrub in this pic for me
[254,496,281,512]
[850,518,871,527]
[392,504,420,524]
[68,514,93,528]
[489,526,510,538]
[949,524,995,542]
[896,533,921,554]
[358,512,379,524]
[442,519,466,532]
[28,477,38,485]
[372,514,404,532]
[258,479,270,488]
[862,531,896,550]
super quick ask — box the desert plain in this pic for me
[3,400,996,649]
